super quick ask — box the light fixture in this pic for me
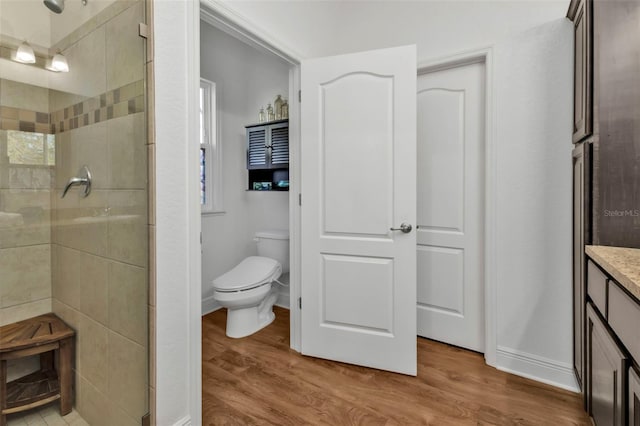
[15,41,36,64]
[46,52,69,73]
[44,0,65,14]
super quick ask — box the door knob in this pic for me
[390,223,412,233]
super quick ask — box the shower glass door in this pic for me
[0,0,149,424]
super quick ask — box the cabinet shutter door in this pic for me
[271,126,289,166]
[248,128,267,169]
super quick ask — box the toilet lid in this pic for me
[212,256,282,292]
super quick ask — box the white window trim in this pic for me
[200,78,224,214]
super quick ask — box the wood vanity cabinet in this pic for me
[570,0,640,408]
[585,252,640,425]
[631,367,640,426]
[567,0,592,144]
[587,302,627,426]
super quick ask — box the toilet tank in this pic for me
[255,230,290,273]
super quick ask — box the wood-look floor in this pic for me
[202,307,590,425]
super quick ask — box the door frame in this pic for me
[199,0,304,353]
[417,48,497,367]
[195,2,497,386]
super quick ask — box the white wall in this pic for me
[200,22,289,312]
[154,0,200,425]
[218,1,568,60]
[219,0,575,390]
[493,19,574,389]
[154,2,574,424]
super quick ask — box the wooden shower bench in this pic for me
[0,314,75,426]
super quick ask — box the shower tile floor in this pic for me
[5,403,88,426]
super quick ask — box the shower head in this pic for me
[44,0,65,14]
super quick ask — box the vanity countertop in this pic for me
[586,245,640,301]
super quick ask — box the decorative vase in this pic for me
[274,95,283,120]
[266,103,274,122]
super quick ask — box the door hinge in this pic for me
[138,23,149,39]
[298,297,302,309]
[298,90,301,103]
[298,193,302,206]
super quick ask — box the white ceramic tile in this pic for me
[106,3,144,91]
[108,331,148,420]
[107,112,146,190]
[108,260,147,346]
[0,299,51,326]
[0,245,51,308]
[48,25,106,99]
[107,190,147,266]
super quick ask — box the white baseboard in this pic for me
[275,288,290,309]
[201,296,221,316]
[173,416,191,426]
[496,346,579,392]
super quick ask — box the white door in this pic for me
[416,62,485,352]
[300,46,417,375]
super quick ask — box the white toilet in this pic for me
[212,230,289,338]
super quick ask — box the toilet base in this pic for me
[225,287,278,338]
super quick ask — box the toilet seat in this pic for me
[212,256,282,293]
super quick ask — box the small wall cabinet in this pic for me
[587,302,627,426]
[245,120,289,191]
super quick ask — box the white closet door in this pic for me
[300,45,417,375]
[416,62,485,352]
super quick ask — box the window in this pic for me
[6,131,55,166]
[199,78,223,214]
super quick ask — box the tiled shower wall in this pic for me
[0,79,54,329]
[48,1,149,425]
[0,78,56,381]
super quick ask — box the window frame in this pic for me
[199,78,224,215]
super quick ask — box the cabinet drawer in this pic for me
[588,260,608,316]
[609,282,640,362]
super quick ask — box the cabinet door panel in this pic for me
[572,0,592,143]
[247,122,289,171]
[573,144,586,387]
[247,127,268,169]
[630,367,640,426]
[587,303,627,426]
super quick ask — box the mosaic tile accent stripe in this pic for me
[0,80,145,135]
[0,106,52,134]
[52,80,145,133]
